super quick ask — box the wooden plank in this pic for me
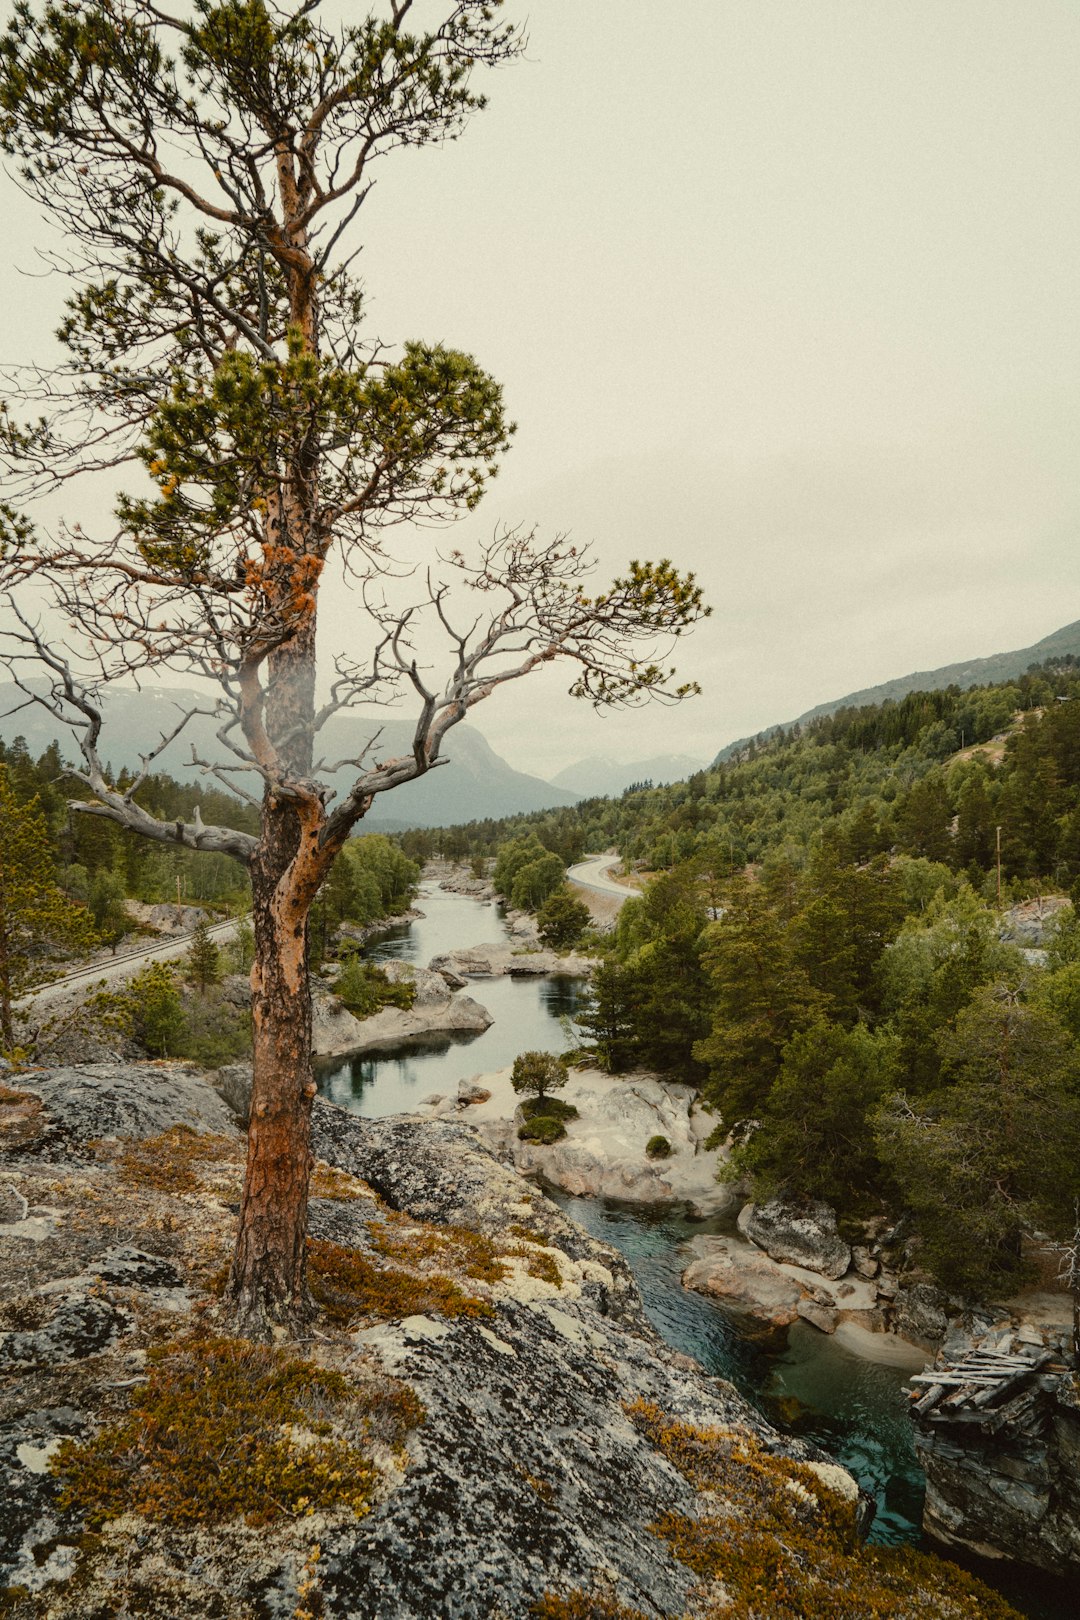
[911,1373,1009,1387]
[913,1383,945,1415]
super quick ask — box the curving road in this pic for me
[566,854,634,905]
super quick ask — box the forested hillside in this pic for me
[416,657,1080,1299]
[411,657,1080,888]
[0,737,419,982]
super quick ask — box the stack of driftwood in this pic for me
[908,1341,1062,1437]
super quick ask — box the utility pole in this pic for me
[996,825,1002,908]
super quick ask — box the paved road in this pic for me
[566,854,635,904]
[21,915,246,1011]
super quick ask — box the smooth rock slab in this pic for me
[681,1236,805,1328]
[1,1063,238,1159]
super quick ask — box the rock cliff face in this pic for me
[0,1063,1021,1619]
[911,1318,1080,1581]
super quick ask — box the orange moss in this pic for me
[307,1237,493,1326]
[0,1082,43,1150]
[99,1125,243,1195]
[623,1401,1023,1620]
[369,1215,509,1283]
[530,1593,653,1620]
[309,1161,372,1202]
[52,1334,421,1529]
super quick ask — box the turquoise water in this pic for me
[547,1192,926,1547]
[315,882,926,1544]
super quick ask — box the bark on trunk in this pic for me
[227,804,317,1335]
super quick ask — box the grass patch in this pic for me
[307,1237,493,1326]
[309,1161,373,1202]
[370,1215,510,1283]
[518,1116,567,1145]
[103,1125,243,1195]
[627,1401,1023,1620]
[52,1334,421,1529]
[521,1096,579,1122]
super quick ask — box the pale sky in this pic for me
[4,0,1080,780]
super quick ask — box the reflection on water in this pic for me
[315,886,585,1115]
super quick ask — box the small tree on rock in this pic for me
[186,918,221,990]
[511,1050,569,1113]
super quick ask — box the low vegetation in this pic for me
[52,1334,421,1528]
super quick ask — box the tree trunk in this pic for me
[227,803,317,1335]
[227,616,323,1336]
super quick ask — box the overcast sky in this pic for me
[4,0,1080,781]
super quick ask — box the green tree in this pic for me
[88,867,131,952]
[0,766,98,1048]
[510,1049,569,1110]
[510,852,565,913]
[730,1020,900,1207]
[536,887,591,950]
[875,988,1080,1291]
[125,962,187,1059]
[0,0,707,1333]
[696,875,822,1121]
[186,918,221,989]
[574,959,640,1073]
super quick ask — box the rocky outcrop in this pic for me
[428,943,593,978]
[336,907,422,948]
[0,1061,237,1157]
[738,1198,852,1280]
[910,1313,1080,1580]
[998,895,1071,948]
[424,1068,732,1217]
[122,901,214,936]
[2,1061,886,1620]
[681,1233,880,1334]
[311,974,493,1057]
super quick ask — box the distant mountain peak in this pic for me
[551,752,708,799]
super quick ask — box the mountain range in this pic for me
[0,683,579,829]
[548,752,708,799]
[714,618,1080,763]
[5,616,1080,825]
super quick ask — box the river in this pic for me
[315,882,1069,1615]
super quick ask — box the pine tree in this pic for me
[186,918,221,990]
[0,766,98,1048]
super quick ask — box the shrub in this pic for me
[51,1335,420,1528]
[517,1115,567,1145]
[334,956,415,1019]
[125,961,186,1056]
[521,1095,579,1122]
[646,1134,673,1159]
